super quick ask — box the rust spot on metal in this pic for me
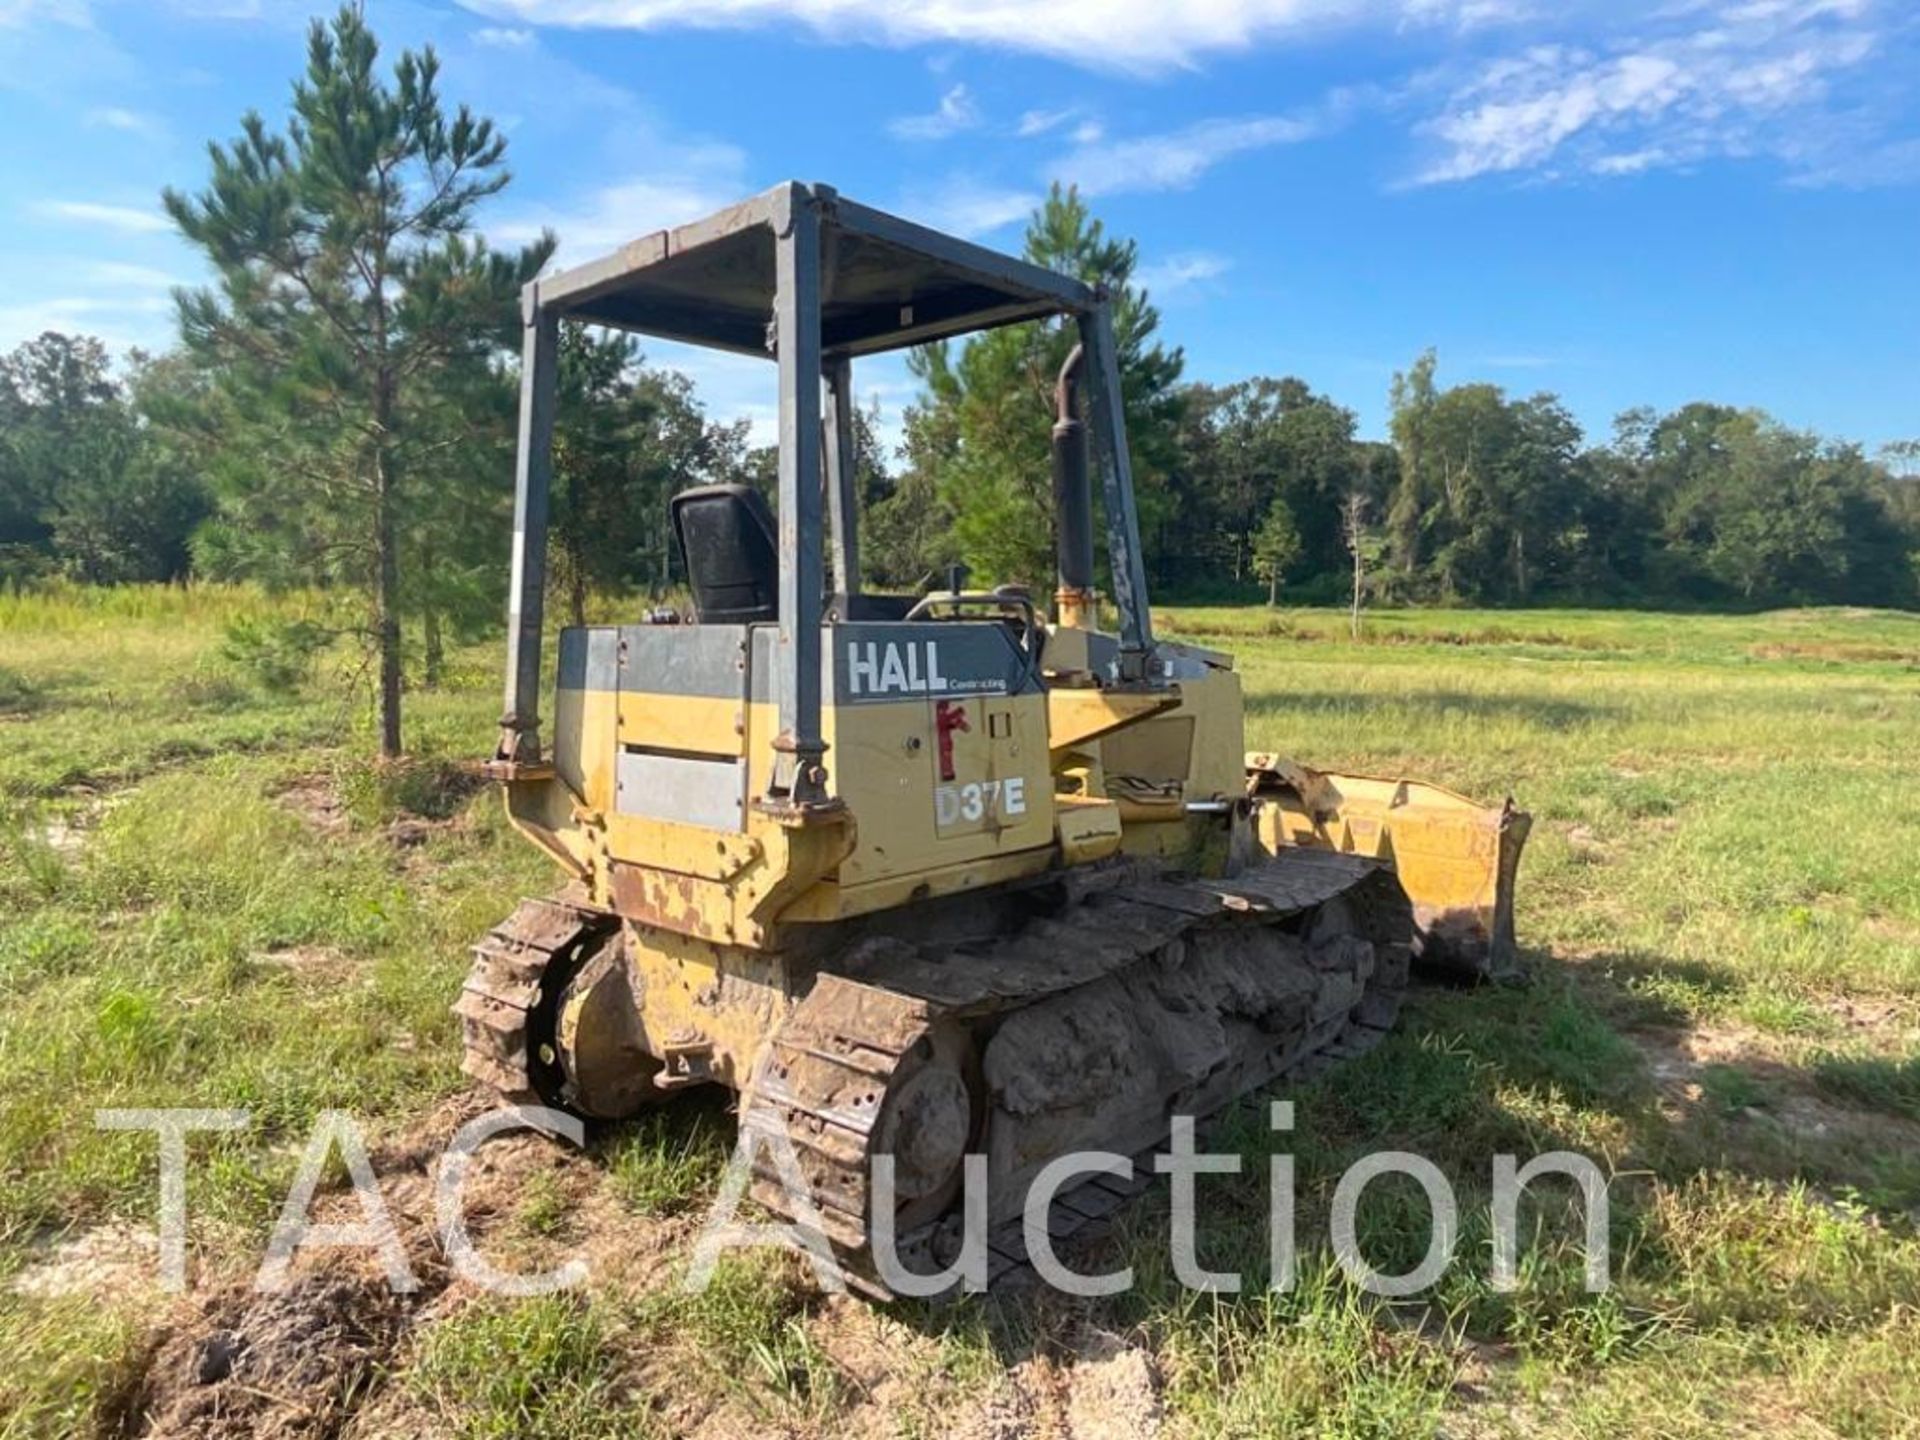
[608,862,728,942]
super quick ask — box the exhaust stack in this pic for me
[1052,343,1095,629]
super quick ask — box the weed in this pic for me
[335,752,485,826]
[0,665,43,715]
[411,1295,656,1440]
[1812,1052,1920,1121]
[220,615,332,691]
[0,1294,145,1440]
[601,1097,732,1218]
[631,1253,846,1420]
[1732,989,1832,1037]
[1699,1064,1773,1116]
[1507,991,1650,1109]
[517,1171,572,1238]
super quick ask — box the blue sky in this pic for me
[3,0,1917,453]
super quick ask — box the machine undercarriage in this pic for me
[461,848,1412,1294]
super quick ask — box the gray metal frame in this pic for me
[494,181,1159,800]
[823,356,859,599]
[769,186,827,801]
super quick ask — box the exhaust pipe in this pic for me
[1052,343,1095,628]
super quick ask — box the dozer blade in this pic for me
[1247,754,1531,983]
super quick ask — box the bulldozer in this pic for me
[461,182,1529,1292]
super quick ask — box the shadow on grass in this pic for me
[565,941,1917,1409]
[883,944,1920,1386]
[1243,689,1620,731]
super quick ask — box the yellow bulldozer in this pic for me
[461,182,1528,1292]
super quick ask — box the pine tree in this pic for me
[1250,497,1301,607]
[908,183,1184,588]
[549,323,736,623]
[164,3,552,755]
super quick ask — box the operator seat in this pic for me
[670,484,779,624]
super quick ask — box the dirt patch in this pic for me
[1062,1329,1162,1440]
[254,945,358,980]
[952,1378,1042,1440]
[11,1221,165,1303]
[26,785,125,858]
[1860,914,1920,949]
[274,774,349,836]
[37,815,89,857]
[134,1271,413,1440]
[271,768,477,863]
[1821,993,1918,1045]
[1748,641,1918,665]
[940,1325,1162,1440]
[1564,824,1611,864]
[1632,1021,1920,1160]
[114,1089,707,1439]
[114,1094,474,1437]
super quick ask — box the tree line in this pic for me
[862,193,1919,612]
[2,6,1915,756]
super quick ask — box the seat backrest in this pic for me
[670,484,779,624]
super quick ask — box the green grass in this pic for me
[1813,1054,1920,1122]
[0,1294,144,1440]
[1,587,1917,1439]
[600,1095,734,1218]
[410,1295,658,1440]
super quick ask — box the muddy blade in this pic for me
[1249,755,1532,983]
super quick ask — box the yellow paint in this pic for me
[622,922,795,1090]
[1046,685,1182,756]
[780,845,1059,923]
[616,691,744,757]
[823,689,1054,888]
[1247,755,1524,941]
[1055,794,1124,865]
[500,617,1527,1111]
[516,624,1512,958]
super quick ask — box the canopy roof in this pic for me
[533,181,1094,360]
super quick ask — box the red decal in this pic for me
[934,699,970,782]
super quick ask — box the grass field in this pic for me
[2,586,1917,1438]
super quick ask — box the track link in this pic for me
[740,848,1413,1296]
[455,896,614,1105]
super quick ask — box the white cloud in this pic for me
[1134,251,1232,296]
[1787,134,1920,187]
[1400,0,1533,29]
[0,251,190,357]
[29,199,172,233]
[1413,0,1886,183]
[474,24,534,45]
[0,1,92,27]
[83,260,182,287]
[889,176,1039,238]
[1017,107,1075,137]
[888,83,980,141]
[1016,106,1105,145]
[1054,113,1321,193]
[0,294,173,355]
[84,105,166,138]
[492,149,747,265]
[456,0,1529,73]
